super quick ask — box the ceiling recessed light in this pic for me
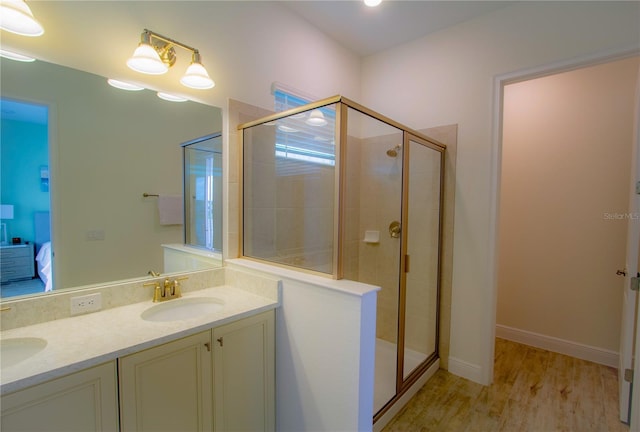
[107,79,144,91]
[157,92,188,102]
[0,49,35,62]
[364,0,382,7]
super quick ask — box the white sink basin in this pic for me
[141,297,225,322]
[1,337,47,368]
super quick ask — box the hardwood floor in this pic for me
[382,338,629,432]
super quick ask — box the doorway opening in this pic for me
[0,97,51,298]
[494,55,639,424]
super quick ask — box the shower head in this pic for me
[386,145,401,157]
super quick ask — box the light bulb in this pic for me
[364,0,382,6]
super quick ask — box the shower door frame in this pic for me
[387,133,446,421]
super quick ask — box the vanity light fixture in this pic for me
[0,0,44,36]
[305,109,328,126]
[128,29,214,90]
[364,0,382,6]
[107,79,144,91]
[0,48,35,62]
[157,92,187,102]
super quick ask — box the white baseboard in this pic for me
[447,356,484,383]
[496,324,618,368]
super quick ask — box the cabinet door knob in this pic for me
[204,342,211,352]
[217,337,223,347]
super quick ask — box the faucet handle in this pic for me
[172,276,188,298]
[143,281,162,302]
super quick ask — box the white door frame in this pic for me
[629,65,640,428]
[487,47,640,386]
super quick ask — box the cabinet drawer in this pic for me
[1,256,32,269]
[0,247,31,259]
[1,266,33,281]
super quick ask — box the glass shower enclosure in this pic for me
[182,133,222,252]
[240,96,445,422]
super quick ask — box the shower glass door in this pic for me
[400,135,444,382]
[341,107,403,414]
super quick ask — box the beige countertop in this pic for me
[0,284,279,395]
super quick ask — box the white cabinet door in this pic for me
[119,331,213,432]
[213,310,275,432]
[1,361,119,432]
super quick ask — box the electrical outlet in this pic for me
[70,293,102,315]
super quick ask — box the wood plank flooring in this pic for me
[382,338,629,432]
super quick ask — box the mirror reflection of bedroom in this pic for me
[0,98,51,298]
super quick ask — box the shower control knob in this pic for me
[389,221,401,238]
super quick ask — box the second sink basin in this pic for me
[1,337,47,368]
[141,297,225,322]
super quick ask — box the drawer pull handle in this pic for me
[217,337,223,347]
[204,342,211,352]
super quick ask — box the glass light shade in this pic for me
[306,109,327,126]
[0,49,35,62]
[107,79,144,91]
[157,92,187,102]
[364,0,382,6]
[127,43,168,75]
[0,0,44,36]
[277,124,299,133]
[180,62,214,89]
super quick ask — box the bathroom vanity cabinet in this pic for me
[0,361,119,431]
[119,310,275,432]
[1,310,275,432]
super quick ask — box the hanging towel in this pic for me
[157,195,184,225]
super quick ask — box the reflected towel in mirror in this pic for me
[157,195,184,225]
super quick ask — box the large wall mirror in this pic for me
[0,57,223,299]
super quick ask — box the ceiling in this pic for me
[281,1,514,56]
[0,1,515,108]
